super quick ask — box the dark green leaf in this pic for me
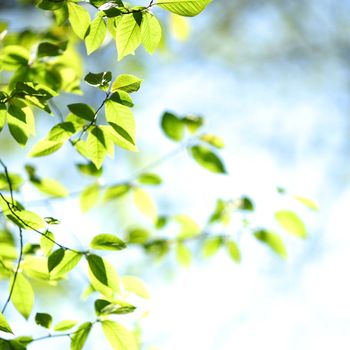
[161,112,184,141]
[87,254,108,286]
[84,71,112,90]
[35,313,52,329]
[191,145,226,173]
[48,248,65,272]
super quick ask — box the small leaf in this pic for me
[11,273,34,319]
[254,229,287,258]
[190,145,226,173]
[54,320,77,332]
[40,231,55,256]
[175,242,192,267]
[0,312,13,334]
[122,276,150,299]
[67,2,90,40]
[138,173,162,185]
[84,71,112,90]
[115,13,142,61]
[293,195,319,211]
[70,322,92,350]
[133,188,157,222]
[104,184,131,202]
[275,210,307,239]
[28,140,63,157]
[35,313,52,329]
[157,0,212,17]
[67,103,95,122]
[90,234,127,251]
[175,214,201,239]
[80,183,100,213]
[161,112,184,141]
[49,250,82,278]
[226,241,241,263]
[101,320,138,350]
[48,248,65,273]
[200,133,225,148]
[87,254,108,286]
[111,74,143,93]
[202,237,222,258]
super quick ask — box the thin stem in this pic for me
[0,159,14,204]
[1,227,23,314]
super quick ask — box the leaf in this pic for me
[138,173,162,185]
[47,122,80,142]
[104,184,131,202]
[67,2,91,40]
[161,112,184,141]
[226,241,241,263]
[87,254,108,286]
[200,134,225,148]
[101,320,138,350]
[90,234,127,251]
[175,214,201,239]
[293,195,319,211]
[11,273,34,319]
[53,320,77,332]
[40,231,55,256]
[70,322,92,350]
[115,13,142,61]
[80,183,100,213]
[77,162,103,177]
[275,210,307,239]
[169,13,190,40]
[95,299,136,316]
[20,256,50,281]
[202,237,222,258]
[6,210,46,230]
[0,312,13,334]
[122,276,150,299]
[28,139,64,157]
[54,320,77,332]
[50,250,82,279]
[48,248,65,272]
[190,145,226,173]
[254,230,287,259]
[0,104,7,133]
[111,74,142,93]
[84,71,112,90]
[7,104,35,146]
[175,242,192,267]
[88,257,120,298]
[32,177,68,197]
[141,12,162,54]
[133,188,157,222]
[67,103,95,122]
[0,173,23,191]
[157,0,212,17]
[35,313,52,329]
[85,13,107,55]
[109,90,134,107]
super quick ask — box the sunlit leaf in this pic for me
[161,112,184,141]
[157,0,212,17]
[141,12,162,54]
[0,312,13,334]
[190,145,226,173]
[90,234,127,251]
[122,276,150,299]
[254,229,287,258]
[111,74,142,93]
[67,2,90,40]
[85,13,107,55]
[133,188,157,222]
[275,210,307,239]
[70,322,92,350]
[11,273,34,319]
[102,320,138,350]
[54,320,77,332]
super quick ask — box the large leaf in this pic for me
[141,12,162,54]
[6,210,46,230]
[101,320,138,350]
[67,2,90,39]
[70,322,92,350]
[85,13,107,55]
[28,140,63,157]
[11,273,34,319]
[111,74,142,93]
[49,250,82,279]
[157,0,212,17]
[115,13,142,60]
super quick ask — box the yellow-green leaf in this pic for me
[11,272,34,319]
[67,2,90,40]
[157,0,212,17]
[275,210,307,239]
[102,320,138,350]
[0,312,13,334]
[133,188,157,222]
[85,13,107,55]
[141,12,162,54]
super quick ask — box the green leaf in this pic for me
[104,183,131,202]
[293,195,319,211]
[85,13,107,55]
[183,114,204,133]
[80,183,100,213]
[0,173,23,191]
[0,104,7,133]
[40,231,55,256]
[20,256,50,281]
[6,210,46,230]
[54,320,77,332]
[157,0,212,17]
[88,257,120,298]
[254,230,287,259]
[90,234,127,251]
[111,74,143,93]
[47,122,80,142]
[95,299,136,316]
[141,12,162,54]
[226,241,241,263]
[175,242,192,267]
[138,173,162,185]
[115,13,142,61]
[37,41,67,58]
[84,71,112,90]
[126,228,150,244]
[67,103,95,122]
[175,214,201,239]
[200,134,225,148]
[7,104,35,146]
[101,320,138,350]
[202,237,222,258]
[77,162,103,177]
[31,177,68,197]
[67,2,91,40]
[48,248,65,272]
[0,312,13,334]
[11,272,34,319]
[190,145,226,173]
[37,0,65,10]
[122,276,150,299]
[133,188,157,222]
[87,254,108,286]
[161,112,184,141]
[28,140,63,157]
[35,313,52,329]
[50,250,82,278]
[70,322,92,350]
[275,210,307,239]
[0,46,29,70]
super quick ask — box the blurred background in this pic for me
[1,0,350,349]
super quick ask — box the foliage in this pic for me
[0,0,316,349]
